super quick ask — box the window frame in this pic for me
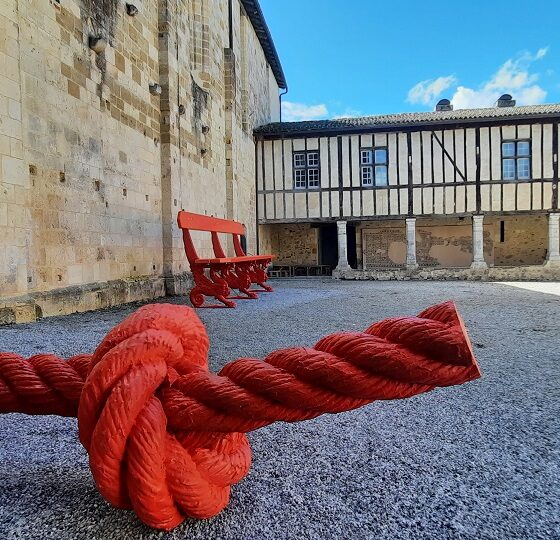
[501,139,532,181]
[360,146,388,187]
[292,150,321,190]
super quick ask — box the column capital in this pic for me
[472,214,485,223]
[405,217,417,225]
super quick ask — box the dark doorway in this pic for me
[319,223,338,269]
[319,223,358,270]
[347,224,357,269]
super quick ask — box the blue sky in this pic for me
[260,0,560,121]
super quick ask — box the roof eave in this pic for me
[240,0,287,90]
[254,112,560,139]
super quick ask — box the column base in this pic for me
[406,264,419,271]
[470,261,488,270]
[544,258,560,267]
[334,264,351,272]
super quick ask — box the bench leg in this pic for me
[250,263,273,292]
[190,267,236,308]
[221,265,258,300]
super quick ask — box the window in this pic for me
[360,147,388,186]
[293,151,320,189]
[502,140,531,180]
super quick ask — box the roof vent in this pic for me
[497,94,516,107]
[435,98,453,112]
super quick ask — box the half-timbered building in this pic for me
[254,99,560,279]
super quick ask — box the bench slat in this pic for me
[178,211,245,235]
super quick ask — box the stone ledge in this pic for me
[164,272,194,296]
[333,265,560,281]
[0,275,170,325]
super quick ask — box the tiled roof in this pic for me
[241,0,287,89]
[255,103,560,136]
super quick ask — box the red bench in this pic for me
[177,211,275,308]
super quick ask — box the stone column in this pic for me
[470,214,487,269]
[545,213,560,265]
[405,218,418,270]
[335,220,350,271]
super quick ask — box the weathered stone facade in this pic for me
[491,215,547,266]
[359,218,491,269]
[0,0,282,321]
[259,223,319,265]
[356,215,547,270]
[333,264,560,282]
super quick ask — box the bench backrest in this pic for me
[177,211,245,235]
[177,211,247,263]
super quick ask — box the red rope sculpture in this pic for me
[0,301,480,530]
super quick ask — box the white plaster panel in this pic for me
[350,135,361,187]
[388,133,398,185]
[411,132,421,185]
[294,192,306,218]
[352,191,361,217]
[434,186,444,214]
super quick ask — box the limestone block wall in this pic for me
[0,0,281,316]
[0,0,26,295]
[162,0,280,273]
[2,0,163,297]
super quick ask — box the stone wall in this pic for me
[333,264,560,282]
[360,224,405,269]
[261,214,550,271]
[359,217,495,269]
[259,223,318,265]
[416,220,489,268]
[0,0,280,319]
[490,215,547,266]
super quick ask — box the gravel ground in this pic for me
[0,280,559,540]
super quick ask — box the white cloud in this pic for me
[406,48,550,110]
[282,101,328,121]
[407,75,457,105]
[534,47,548,60]
[452,49,549,109]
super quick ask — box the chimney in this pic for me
[435,98,453,112]
[497,94,516,107]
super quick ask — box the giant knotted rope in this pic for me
[0,301,481,530]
